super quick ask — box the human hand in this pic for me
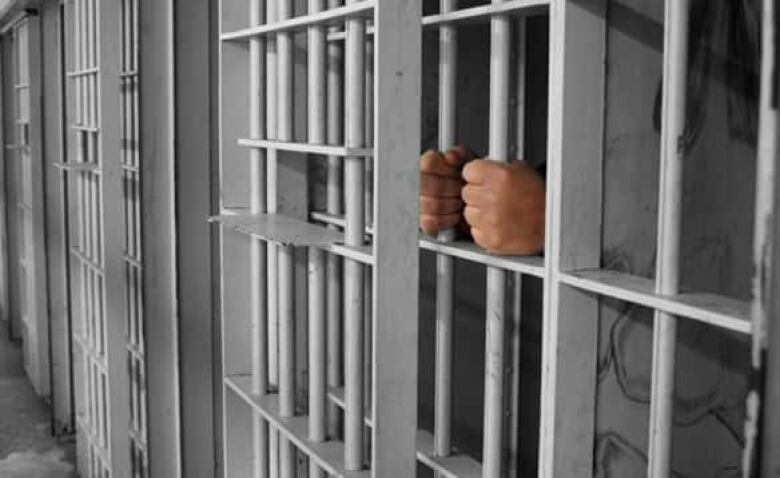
[419,146,473,235]
[461,159,545,255]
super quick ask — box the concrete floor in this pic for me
[0,321,76,478]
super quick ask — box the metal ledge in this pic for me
[53,162,100,172]
[225,375,371,478]
[327,386,482,478]
[210,213,343,247]
[559,269,752,335]
[238,138,373,158]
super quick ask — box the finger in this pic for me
[420,195,463,215]
[443,145,475,168]
[421,173,463,198]
[470,227,493,252]
[420,213,461,235]
[420,149,460,178]
[462,159,499,184]
[463,205,486,228]
[461,183,492,207]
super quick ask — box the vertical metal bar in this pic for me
[745,0,779,474]
[363,39,374,457]
[344,0,366,469]
[326,0,344,441]
[371,0,421,473]
[648,1,688,476]
[308,1,327,476]
[538,2,604,475]
[249,0,269,476]
[506,17,526,477]
[277,244,295,478]
[364,39,374,229]
[265,1,281,476]
[99,0,133,472]
[266,0,280,390]
[482,3,510,476]
[434,0,456,464]
[308,249,326,477]
[277,1,295,476]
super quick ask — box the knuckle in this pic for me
[493,166,511,185]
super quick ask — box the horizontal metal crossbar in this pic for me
[71,247,104,274]
[53,162,100,172]
[66,67,99,78]
[75,418,111,465]
[312,211,544,274]
[326,243,374,265]
[73,334,108,373]
[310,211,374,234]
[124,254,142,269]
[558,269,751,334]
[326,25,374,42]
[422,0,549,26]
[327,387,482,477]
[238,138,374,158]
[126,341,144,362]
[220,2,374,41]
[416,430,481,478]
[419,237,545,277]
[225,375,371,478]
[71,124,100,133]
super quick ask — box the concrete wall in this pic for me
[596,0,758,476]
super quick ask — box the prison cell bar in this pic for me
[433,0,457,470]
[648,1,688,476]
[266,1,281,475]
[277,1,296,476]
[308,1,328,477]
[362,34,374,466]
[482,2,511,477]
[311,3,544,475]
[121,0,148,471]
[506,17,526,477]
[344,0,367,469]
[68,0,113,472]
[249,0,270,476]
[747,0,779,473]
[326,0,345,444]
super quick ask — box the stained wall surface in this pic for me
[598,0,757,476]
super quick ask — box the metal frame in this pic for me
[61,0,135,474]
[43,0,75,434]
[0,27,16,337]
[315,2,778,477]
[748,0,780,475]
[7,13,52,398]
[218,0,420,476]
[0,0,774,476]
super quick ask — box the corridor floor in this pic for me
[0,322,76,478]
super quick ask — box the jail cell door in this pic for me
[8,16,51,397]
[218,1,420,476]
[60,0,135,475]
